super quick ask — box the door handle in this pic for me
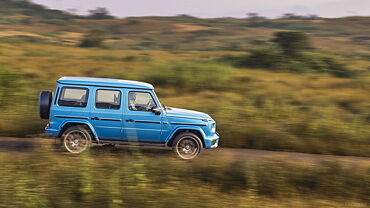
[91,117,100,120]
[125,119,134,122]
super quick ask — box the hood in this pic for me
[165,107,211,120]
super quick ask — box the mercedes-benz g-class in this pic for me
[39,77,219,159]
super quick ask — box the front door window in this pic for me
[128,91,157,111]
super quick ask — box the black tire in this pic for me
[62,126,92,154]
[172,132,203,160]
[39,90,52,119]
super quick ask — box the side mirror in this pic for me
[152,107,162,115]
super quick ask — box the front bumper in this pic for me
[204,132,219,148]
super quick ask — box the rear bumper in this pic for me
[204,132,219,149]
[45,126,59,137]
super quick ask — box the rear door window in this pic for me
[95,89,121,110]
[58,87,88,107]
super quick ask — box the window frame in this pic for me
[95,89,121,110]
[54,87,60,105]
[128,90,158,112]
[58,86,89,108]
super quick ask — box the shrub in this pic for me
[220,49,355,77]
[305,55,356,78]
[272,31,311,57]
[121,55,138,62]
[79,29,106,48]
[237,48,286,69]
[87,7,114,19]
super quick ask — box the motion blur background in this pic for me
[0,0,369,207]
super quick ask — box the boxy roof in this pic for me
[57,77,154,90]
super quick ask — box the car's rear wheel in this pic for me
[173,132,202,160]
[62,126,92,154]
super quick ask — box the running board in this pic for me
[99,139,166,147]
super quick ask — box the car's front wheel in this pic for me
[173,132,203,160]
[62,126,92,154]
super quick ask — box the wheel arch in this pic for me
[58,121,99,142]
[166,127,206,148]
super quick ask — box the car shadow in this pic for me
[0,137,174,158]
[89,144,173,157]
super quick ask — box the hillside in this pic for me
[0,0,369,55]
[0,0,369,157]
[0,0,75,19]
[1,2,370,208]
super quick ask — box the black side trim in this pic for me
[170,122,207,126]
[54,116,88,119]
[134,120,161,124]
[100,118,121,122]
[100,138,165,145]
[102,138,165,144]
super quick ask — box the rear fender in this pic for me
[59,120,99,142]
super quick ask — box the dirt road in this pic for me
[0,137,369,165]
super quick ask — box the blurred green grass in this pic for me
[0,143,369,207]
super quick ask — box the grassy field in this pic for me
[0,41,369,156]
[0,0,369,156]
[0,140,369,208]
[0,1,369,207]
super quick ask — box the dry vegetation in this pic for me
[0,7,369,156]
[0,41,369,156]
[0,0,369,207]
[0,142,369,208]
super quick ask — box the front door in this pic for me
[90,87,123,139]
[123,89,163,143]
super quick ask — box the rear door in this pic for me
[51,85,91,124]
[123,89,163,143]
[90,87,123,140]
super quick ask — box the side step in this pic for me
[99,139,166,147]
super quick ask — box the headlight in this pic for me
[211,123,216,133]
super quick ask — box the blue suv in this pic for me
[39,77,219,159]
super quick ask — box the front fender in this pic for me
[165,125,207,144]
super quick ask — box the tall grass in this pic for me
[143,62,234,91]
[0,42,369,156]
[0,145,368,207]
